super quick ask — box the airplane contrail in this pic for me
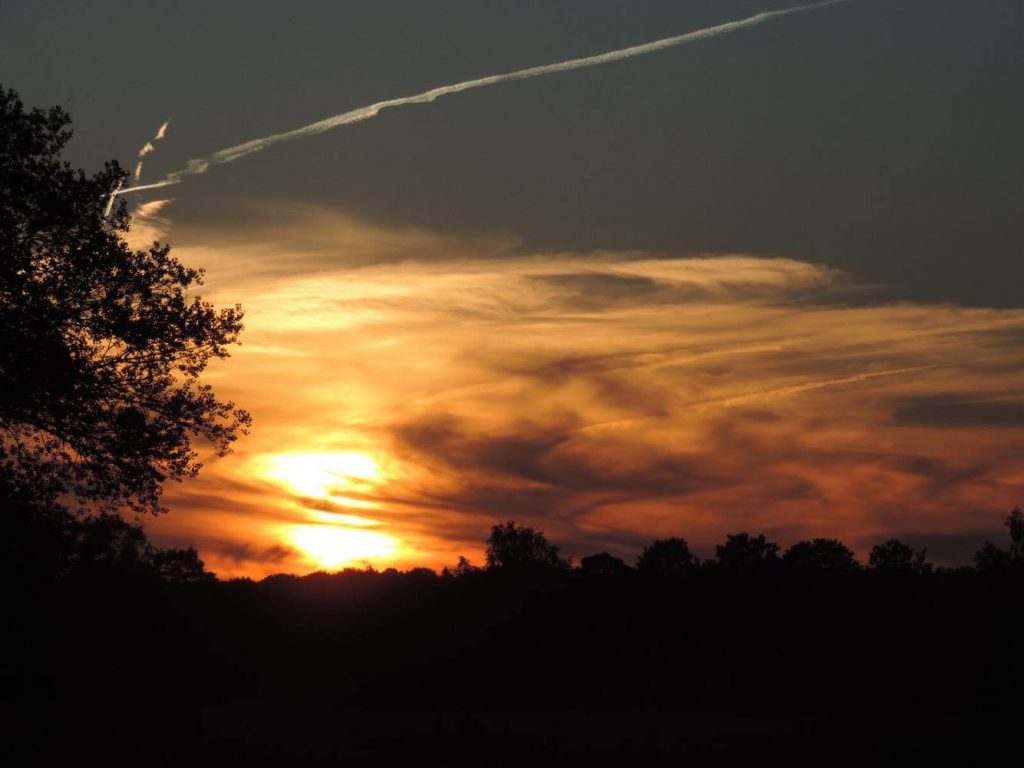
[105,119,172,216]
[133,121,172,181]
[114,0,852,197]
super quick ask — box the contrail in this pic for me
[103,179,125,217]
[115,0,852,197]
[133,120,172,181]
[105,119,172,216]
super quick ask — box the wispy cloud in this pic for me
[125,198,174,247]
[148,210,1024,577]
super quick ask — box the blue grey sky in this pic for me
[3,0,1022,304]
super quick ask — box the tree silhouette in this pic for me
[579,552,632,575]
[0,86,250,517]
[450,555,483,577]
[484,521,569,570]
[974,540,1013,573]
[150,546,216,583]
[868,539,930,574]
[973,507,1024,571]
[1007,506,1023,562]
[714,532,779,570]
[782,538,859,570]
[636,537,698,574]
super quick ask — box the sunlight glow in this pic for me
[258,451,382,500]
[290,524,398,570]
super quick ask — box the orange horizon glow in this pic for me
[137,207,1024,579]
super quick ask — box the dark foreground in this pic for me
[2,707,1019,765]
[4,564,1024,762]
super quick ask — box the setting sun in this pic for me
[289,524,398,570]
[257,451,383,501]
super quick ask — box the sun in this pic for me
[289,524,398,570]
[257,451,383,501]
[255,450,402,568]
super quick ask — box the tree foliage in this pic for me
[635,537,698,575]
[1007,506,1023,561]
[714,532,780,570]
[973,507,1024,572]
[782,538,859,570]
[579,551,632,575]
[868,539,930,573]
[0,85,250,516]
[485,520,569,570]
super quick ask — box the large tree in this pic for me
[0,85,250,517]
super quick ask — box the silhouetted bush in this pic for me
[579,552,632,575]
[485,520,570,570]
[782,538,859,570]
[713,532,780,571]
[636,537,699,574]
[973,508,1024,572]
[869,539,930,573]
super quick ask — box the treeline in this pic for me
[447,510,1024,576]
[5,507,1024,716]
[9,501,1023,592]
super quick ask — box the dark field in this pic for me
[3,706,1018,764]
[4,564,1024,763]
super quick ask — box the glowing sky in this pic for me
[125,205,1024,577]
[4,0,1023,575]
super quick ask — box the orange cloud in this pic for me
[126,199,174,247]
[144,208,1024,577]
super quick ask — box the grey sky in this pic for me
[3,0,1022,305]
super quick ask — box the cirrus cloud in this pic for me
[145,208,1024,576]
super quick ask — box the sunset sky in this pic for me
[3,0,1023,577]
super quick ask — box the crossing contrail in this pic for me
[114,0,852,197]
[105,119,172,216]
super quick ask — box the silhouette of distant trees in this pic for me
[150,546,216,584]
[713,532,780,570]
[0,85,250,520]
[782,538,859,570]
[974,541,1013,572]
[579,552,632,575]
[974,507,1024,572]
[1007,506,1023,561]
[485,521,570,570]
[443,555,483,578]
[636,537,699,574]
[5,509,1024,724]
[869,539,930,573]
